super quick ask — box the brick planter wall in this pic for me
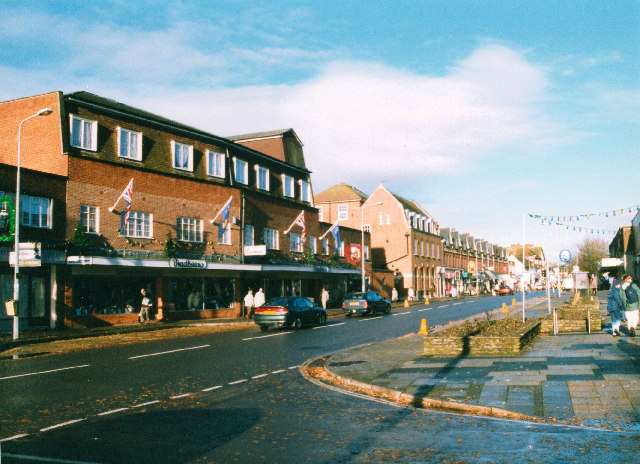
[540,308,602,333]
[423,321,541,357]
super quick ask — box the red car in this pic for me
[498,285,514,295]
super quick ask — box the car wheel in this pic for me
[259,324,269,331]
[294,317,303,330]
[345,313,352,318]
[385,305,391,315]
[318,313,327,326]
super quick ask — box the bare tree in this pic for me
[575,237,609,277]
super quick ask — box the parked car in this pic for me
[342,291,391,317]
[253,296,327,331]
[498,284,514,296]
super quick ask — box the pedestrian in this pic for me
[139,288,152,324]
[254,288,265,311]
[243,289,254,318]
[321,287,330,309]
[622,274,640,337]
[407,287,414,301]
[391,287,398,302]
[607,278,624,336]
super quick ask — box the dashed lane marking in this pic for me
[288,365,300,370]
[393,311,410,316]
[243,331,291,341]
[0,364,90,381]
[252,373,268,379]
[170,393,191,399]
[359,316,383,322]
[132,400,160,408]
[0,434,29,442]
[201,385,222,392]
[1,453,103,464]
[97,408,129,416]
[272,369,285,374]
[40,418,86,432]
[228,379,247,385]
[128,345,209,360]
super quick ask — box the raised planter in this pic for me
[423,319,541,357]
[540,306,602,333]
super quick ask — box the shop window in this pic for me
[177,217,203,242]
[166,277,235,311]
[80,204,99,234]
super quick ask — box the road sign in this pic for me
[559,249,572,263]
[345,244,362,265]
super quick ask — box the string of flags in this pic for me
[529,204,640,235]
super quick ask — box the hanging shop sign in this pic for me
[345,244,362,265]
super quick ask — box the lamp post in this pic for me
[13,107,53,340]
[359,201,383,292]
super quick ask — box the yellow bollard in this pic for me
[419,318,429,335]
[404,299,409,308]
[512,298,517,306]
[502,302,508,313]
[424,297,430,305]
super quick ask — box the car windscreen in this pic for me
[266,297,289,307]
[346,293,365,299]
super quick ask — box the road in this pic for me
[1,291,633,463]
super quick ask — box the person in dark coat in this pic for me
[607,278,624,336]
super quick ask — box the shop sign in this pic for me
[461,271,468,278]
[169,258,206,269]
[345,244,362,265]
[9,242,41,267]
[244,245,267,256]
[67,256,93,265]
[444,272,453,279]
[467,261,476,272]
[313,265,329,273]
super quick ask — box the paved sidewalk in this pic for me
[321,296,640,431]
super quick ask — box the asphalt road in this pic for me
[3,291,633,463]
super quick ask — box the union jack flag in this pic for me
[293,210,306,243]
[120,178,133,225]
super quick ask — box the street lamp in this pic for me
[358,201,383,292]
[13,107,53,340]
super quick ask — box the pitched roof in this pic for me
[314,183,369,203]
[226,129,300,144]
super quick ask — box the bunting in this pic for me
[528,204,640,235]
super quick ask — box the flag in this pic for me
[293,210,306,243]
[218,196,232,230]
[120,178,133,226]
[328,221,340,247]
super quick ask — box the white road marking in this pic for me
[418,308,430,312]
[202,385,222,392]
[439,304,450,308]
[1,453,103,464]
[242,331,290,341]
[252,373,268,379]
[97,408,129,416]
[453,303,463,306]
[170,393,191,399]
[40,418,85,432]
[0,364,90,381]
[228,379,247,385]
[359,316,383,321]
[288,365,300,370]
[393,311,410,316]
[129,345,209,360]
[132,400,160,408]
[0,434,29,442]
[271,369,285,374]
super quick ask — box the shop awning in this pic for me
[483,270,497,280]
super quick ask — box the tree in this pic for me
[575,237,608,277]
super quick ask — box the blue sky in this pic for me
[2,1,638,260]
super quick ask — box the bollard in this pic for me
[502,303,508,313]
[511,298,517,306]
[404,299,409,308]
[419,318,429,335]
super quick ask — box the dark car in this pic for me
[253,296,327,331]
[498,284,514,295]
[342,291,391,317]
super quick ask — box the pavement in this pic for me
[315,293,640,432]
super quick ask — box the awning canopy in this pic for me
[483,270,497,280]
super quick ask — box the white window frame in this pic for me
[123,211,152,238]
[171,141,193,172]
[177,217,203,243]
[338,240,345,257]
[255,165,270,191]
[22,195,51,229]
[299,180,310,202]
[322,237,329,255]
[364,244,369,260]
[244,224,254,246]
[309,236,316,254]
[289,232,303,253]
[80,204,99,234]
[318,206,323,222]
[362,224,371,233]
[117,127,142,161]
[282,174,294,197]
[234,157,248,185]
[264,228,279,250]
[414,239,418,256]
[379,213,383,225]
[218,223,231,245]
[206,150,225,179]
[338,204,348,221]
[70,114,97,151]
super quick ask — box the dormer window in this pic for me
[233,158,248,184]
[255,165,270,191]
[117,127,142,161]
[70,114,97,151]
[299,180,310,202]
[171,141,193,172]
[282,175,294,197]
[207,150,225,178]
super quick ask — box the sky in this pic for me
[1,1,638,261]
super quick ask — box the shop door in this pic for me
[29,276,48,326]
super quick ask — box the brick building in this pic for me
[0,91,365,329]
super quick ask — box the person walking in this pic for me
[607,278,624,336]
[321,287,330,310]
[622,274,640,337]
[139,288,152,324]
[243,289,254,319]
[254,288,265,311]
[391,287,398,302]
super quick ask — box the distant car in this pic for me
[498,285,514,296]
[342,291,391,317]
[253,296,327,331]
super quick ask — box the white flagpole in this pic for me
[210,196,233,224]
[108,178,133,212]
[319,220,339,240]
[284,211,303,235]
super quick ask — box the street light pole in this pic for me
[13,108,53,340]
[359,201,383,292]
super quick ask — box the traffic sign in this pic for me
[345,244,362,265]
[559,249,572,263]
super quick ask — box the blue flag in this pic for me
[328,221,340,248]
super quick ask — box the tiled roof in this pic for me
[315,183,369,203]
[226,129,295,141]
